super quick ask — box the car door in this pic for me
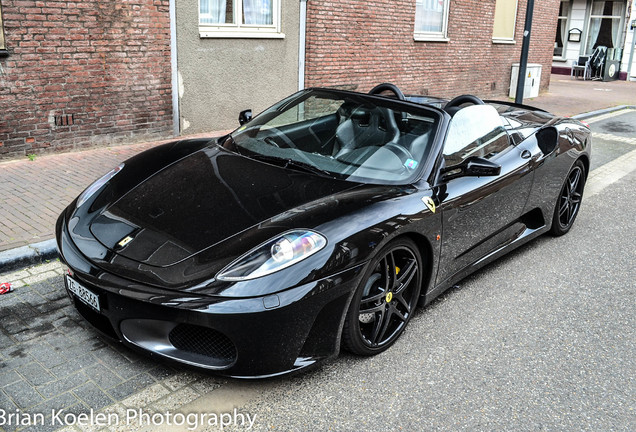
[434,104,535,286]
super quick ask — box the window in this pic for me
[554,1,571,58]
[584,1,624,55]
[492,0,518,43]
[414,0,450,41]
[443,105,511,167]
[199,0,283,38]
[0,2,7,53]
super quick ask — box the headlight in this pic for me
[216,230,327,281]
[76,163,124,208]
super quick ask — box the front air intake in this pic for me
[168,323,237,364]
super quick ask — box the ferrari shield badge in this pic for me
[422,196,436,213]
[117,235,134,248]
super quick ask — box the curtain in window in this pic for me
[243,0,273,25]
[200,0,228,24]
[415,0,444,33]
[586,1,623,53]
[554,2,570,56]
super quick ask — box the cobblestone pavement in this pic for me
[0,261,225,432]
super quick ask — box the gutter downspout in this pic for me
[298,0,307,91]
[169,0,179,136]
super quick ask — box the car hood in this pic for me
[88,146,357,267]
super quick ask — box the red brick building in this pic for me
[304,0,561,98]
[0,0,563,160]
[0,0,173,160]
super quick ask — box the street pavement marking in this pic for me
[585,108,635,124]
[585,147,636,198]
[591,131,636,145]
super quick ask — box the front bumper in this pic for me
[57,215,365,378]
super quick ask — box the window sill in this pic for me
[492,38,516,44]
[552,57,568,62]
[199,30,285,39]
[414,35,450,43]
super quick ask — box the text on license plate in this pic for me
[66,275,100,312]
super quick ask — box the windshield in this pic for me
[223,89,441,185]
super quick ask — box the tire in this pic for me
[550,160,586,236]
[342,238,423,356]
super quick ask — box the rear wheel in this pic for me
[342,238,422,355]
[550,160,586,236]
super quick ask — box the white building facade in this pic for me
[553,0,636,81]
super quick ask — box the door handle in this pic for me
[520,149,531,159]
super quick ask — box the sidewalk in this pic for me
[1,74,635,270]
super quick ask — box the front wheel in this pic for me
[342,238,422,356]
[550,160,586,236]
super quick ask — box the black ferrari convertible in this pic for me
[56,83,591,378]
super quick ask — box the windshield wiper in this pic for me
[246,153,337,179]
[283,158,337,178]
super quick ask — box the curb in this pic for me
[572,105,635,120]
[0,239,59,274]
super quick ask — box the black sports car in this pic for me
[56,83,591,378]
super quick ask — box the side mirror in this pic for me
[440,157,501,181]
[238,109,252,126]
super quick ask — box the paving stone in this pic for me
[1,269,31,282]
[109,359,155,381]
[31,392,80,416]
[19,362,57,386]
[3,379,45,408]
[84,364,124,391]
[106,373,156,401]
[0,330,15,349]
[0,369,22,388]
[50,354,98,379]
[25,342,69,369]
[190,376,224,395]
[152,386,200,411]
[37,371,89,399]
[73,381,116,411]
[120,382,170,408]
[160,372,200,392]
[146,365,177,381]
[23,271,59,286]
[0,388,17,410]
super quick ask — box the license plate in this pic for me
[66,275,100,312]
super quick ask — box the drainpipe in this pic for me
[169,0,179,136]
[298,0,307,91]
[627,19,636,80]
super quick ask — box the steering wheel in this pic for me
[384,142,414,164]
[262,127,296,149]
[444,94,484,115]
[368,83,406,101]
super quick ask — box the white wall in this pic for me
[622,0,636,78]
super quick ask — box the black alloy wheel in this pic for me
[550,160,586,236]
[343,238,422,355]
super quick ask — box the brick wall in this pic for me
[0,0,173,160]
[305,0,560,99]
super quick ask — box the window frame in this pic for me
[553,0,572,60]
[492,0,519,44]
[582,0,625,56]
[413,0,451,42]
[199,0,284,39]
[0,2,7,54]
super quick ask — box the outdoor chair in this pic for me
[571,56,591,80]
